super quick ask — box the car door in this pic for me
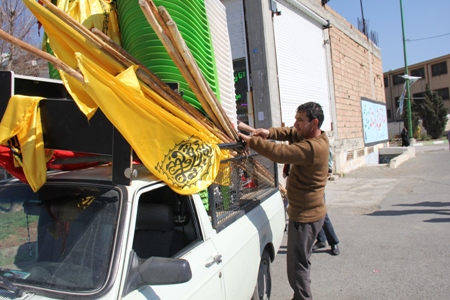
[132,240,225,300]
[124,193,225,300]
[211,191,286,300]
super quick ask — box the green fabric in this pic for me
[45,33,61,80]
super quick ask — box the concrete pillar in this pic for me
[243,0,281,128]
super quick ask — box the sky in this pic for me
[327,0,450,72]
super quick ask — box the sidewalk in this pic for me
[272,142,450,299]
[326,142,448,208]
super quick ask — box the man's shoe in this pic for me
[312,241,326,251]
[331,244,340,256]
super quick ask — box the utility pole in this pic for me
[400,0,413,138]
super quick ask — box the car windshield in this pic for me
[0,183,120,293]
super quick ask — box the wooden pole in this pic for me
[155,4,238,140]
[143,0,176,46]
[153,2,238,141]
[142,0,240,142]
[39,0,128,67]
[6,1,281,194]
[0,29,83,83]
[140,0,239,142]
[138,0,225,133]
[36,0,230,143]
[91,28,231,143]
[163,15,239,142]
[36,0,237,145]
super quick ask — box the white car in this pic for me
[0,152,285,299]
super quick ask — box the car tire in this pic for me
[251,249,271,300]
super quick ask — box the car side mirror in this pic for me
[139,256,192,285]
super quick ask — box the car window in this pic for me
[132,186,201,260]
[0,184,120,292]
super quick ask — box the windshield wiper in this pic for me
[0,274,23,297]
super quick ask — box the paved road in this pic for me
[271,144,450,300]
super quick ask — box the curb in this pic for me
[413,140,446,146]
[387,147,415,168]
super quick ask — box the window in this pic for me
[387,109,391,118]
[435,87,450,100]
[346,151,353,161]
[410,67,425,78]
[393,74,405,85]
[394,96,400,108]
[431,61,447,76]
[0,185,120,292]
[233,58,249,124]
[384,76,389,88]
[357,148,365,157]
[134,187,200,259]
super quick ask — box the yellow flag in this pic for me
[26,0,208,134]
[54,0,121,45]
[0,96,47,192]
[42,0,121,79]
[23,0,229,194]
[76,53,227,194]
[24,0,123,119]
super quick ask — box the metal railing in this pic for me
[208,145,278,231]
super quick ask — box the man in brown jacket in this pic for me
[239,102,329,300]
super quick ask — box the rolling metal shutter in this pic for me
[222,0,252,126]
[273,0,332,131]
[222,0,247,60]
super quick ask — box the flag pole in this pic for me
[400,0,413,138]
[0,29,83,83]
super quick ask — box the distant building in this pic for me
[384,53,450,123]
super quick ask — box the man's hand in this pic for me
[238,132,251,141]
[238,133,252,150]
[237,121,255,134]
[252,128,270,139]
[238,128,269,150]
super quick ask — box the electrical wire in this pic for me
[407,32,450,42]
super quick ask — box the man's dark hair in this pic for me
[297,102,324,128]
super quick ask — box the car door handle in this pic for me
[205,255,222,267]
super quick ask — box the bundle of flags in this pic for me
[0,0,239,194]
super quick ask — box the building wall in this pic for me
[253,0,388,174]
[224,0,389,174]
[300,1,386,173]
[328,27,385,171]
[328,25,386,135]
[384,54,450,130]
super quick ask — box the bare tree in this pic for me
[1,0,48,77]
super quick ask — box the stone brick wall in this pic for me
[313,2,387,173]
[285,0,388,173]
[329,26,385,141]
